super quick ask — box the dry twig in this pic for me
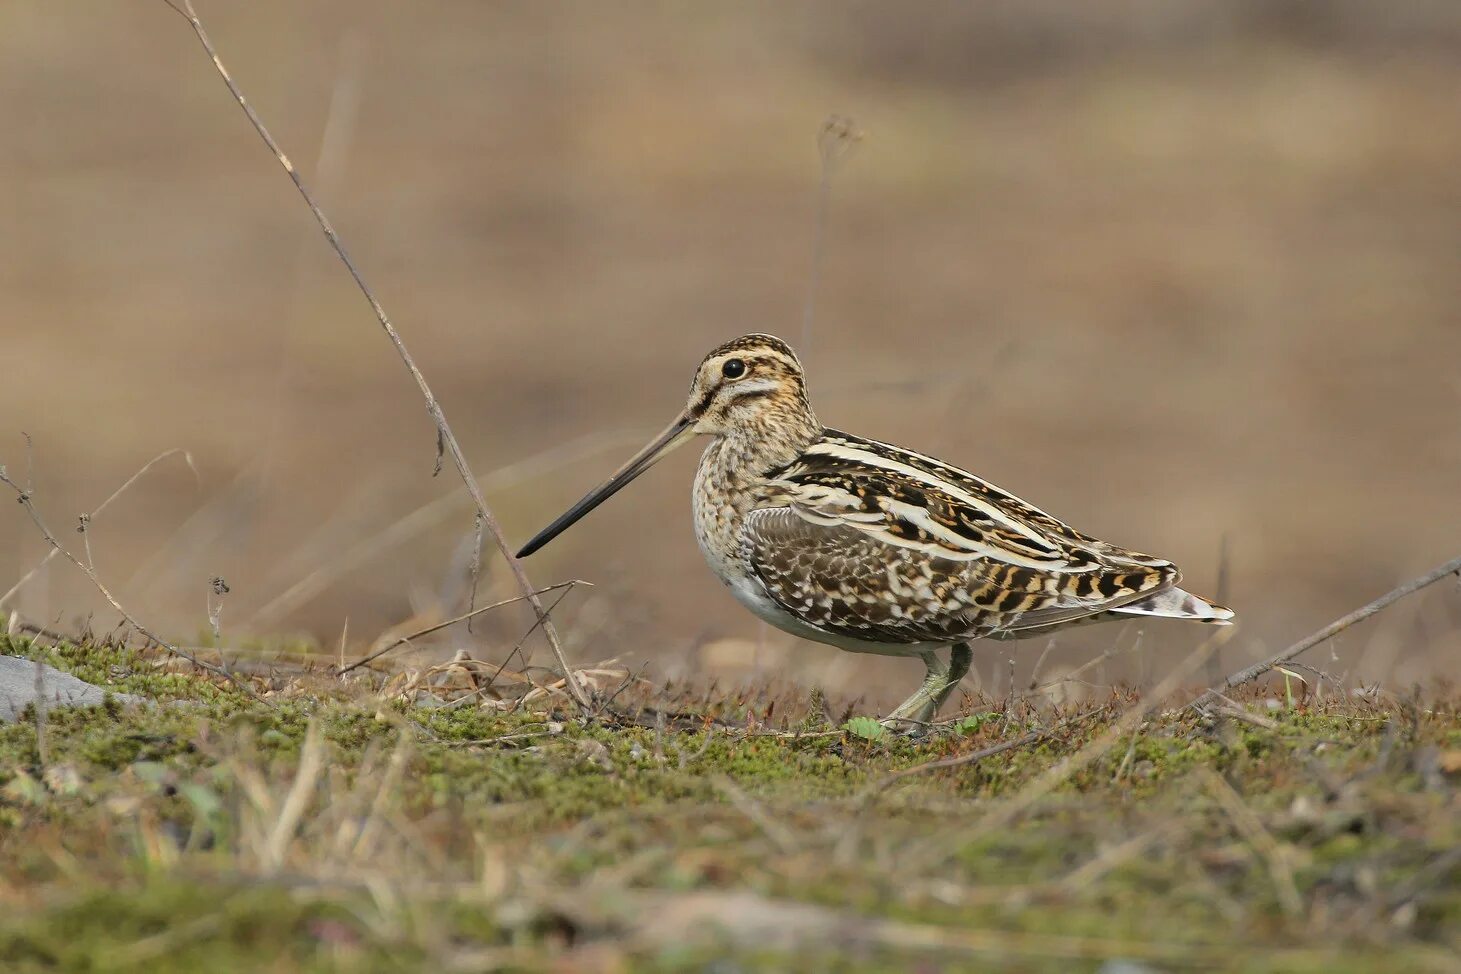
[711,776,798,856]
[1198,766,1303,917]
[800,114,861,357]
[870,724,1066,797]
[0,466,262,700]
[0,448,197,609]
[1193,553,1461,709]
[247,431,641,629]
[1056,821,1182,892]
[161,0,589,709]
[963,632,1227,840]
[32,658,49,768]
[335,580,589,676]
[264,718,327,871]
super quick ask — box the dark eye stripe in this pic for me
[729,387,778,405]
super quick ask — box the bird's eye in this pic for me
[721,358,747,379]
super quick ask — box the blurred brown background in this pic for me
[3,2,1459,706]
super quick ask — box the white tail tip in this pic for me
[1112,586,1234,624]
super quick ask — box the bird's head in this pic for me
[516,333,818,557]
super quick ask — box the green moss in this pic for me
[3,642,1460,972]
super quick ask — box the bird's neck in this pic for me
[707,402,823,483]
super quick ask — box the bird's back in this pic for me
[734,429,1230,646]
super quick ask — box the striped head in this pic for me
[515,334,820,557]
[685,334,817,437]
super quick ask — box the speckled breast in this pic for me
[691,439,757,590]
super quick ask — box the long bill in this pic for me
[515,412,698,558]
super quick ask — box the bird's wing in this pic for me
[741,430,1179,642]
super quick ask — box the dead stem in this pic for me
[161,0,589,710]
[0,466,262,701]
[335,580,590,676]
[1195,552,1461,709]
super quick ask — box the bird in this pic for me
[517,334,1232,731]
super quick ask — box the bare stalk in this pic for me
[161,0,589,709]
[0,468,262,701]
[1192,552,1461,710]
[246,430,641,629]
[33,658,49,768]
[800,115,861,359]
[0,448,197,609]
[264,718,327,871]
[1198,767,1302,917]
[964,631,1227,839]
[336,579,589,676]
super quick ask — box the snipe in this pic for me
[518,335,1232,730]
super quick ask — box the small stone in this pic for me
[576,738,613,770]
[1100,961,1159,974]
[42,764,84,796]
[0,656,144,723]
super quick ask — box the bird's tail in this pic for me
[1110,586,1234,624]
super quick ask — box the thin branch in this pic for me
[873,728,1052,793]
[33,658,50,768]
[1192,553,1461,710]
[0,467,262,701]
[1,449,197,609]
[335,580,590,676]
[245,430,642,628]
[1198,766,1302,918]
[965,631,1227,840]
[494,583,585,701]
[264,718,326,871]
[800,115,861,359]
[865,704,1113,801]
[711,775,798,856]
[1204,531,1233,685]
[162,0,589,710]
[466,510,485,632]
[1026,627,1145,698]
[7,619,71,644]
[1026,636,1058,691]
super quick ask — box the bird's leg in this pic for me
[931,641,971,715]
[881,643,970,735]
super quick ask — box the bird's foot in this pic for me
[878,716,933,738]
[879,698,938,737]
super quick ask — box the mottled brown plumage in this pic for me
[519,334,1232,729]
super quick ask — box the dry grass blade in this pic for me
[800,114,862,357]
[0,447,197,609]
[870,727,1059,797]
[160,0,589,710]
[711,776,798,856]
[613,889,1227,965]
[247,431,640,629]
[1211,700,1283,731]
[108,912,227,968]
[335,579,590,675]
[1193,552,1461,709]
[965,629,1229,840]
[264,719,326,871]
[350,730,413,863]
[1057,820,1182,892]
[1384,846,1461,915]
[0,467,262,701]
[1198,766,1303,917]
[32,659,49,768]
